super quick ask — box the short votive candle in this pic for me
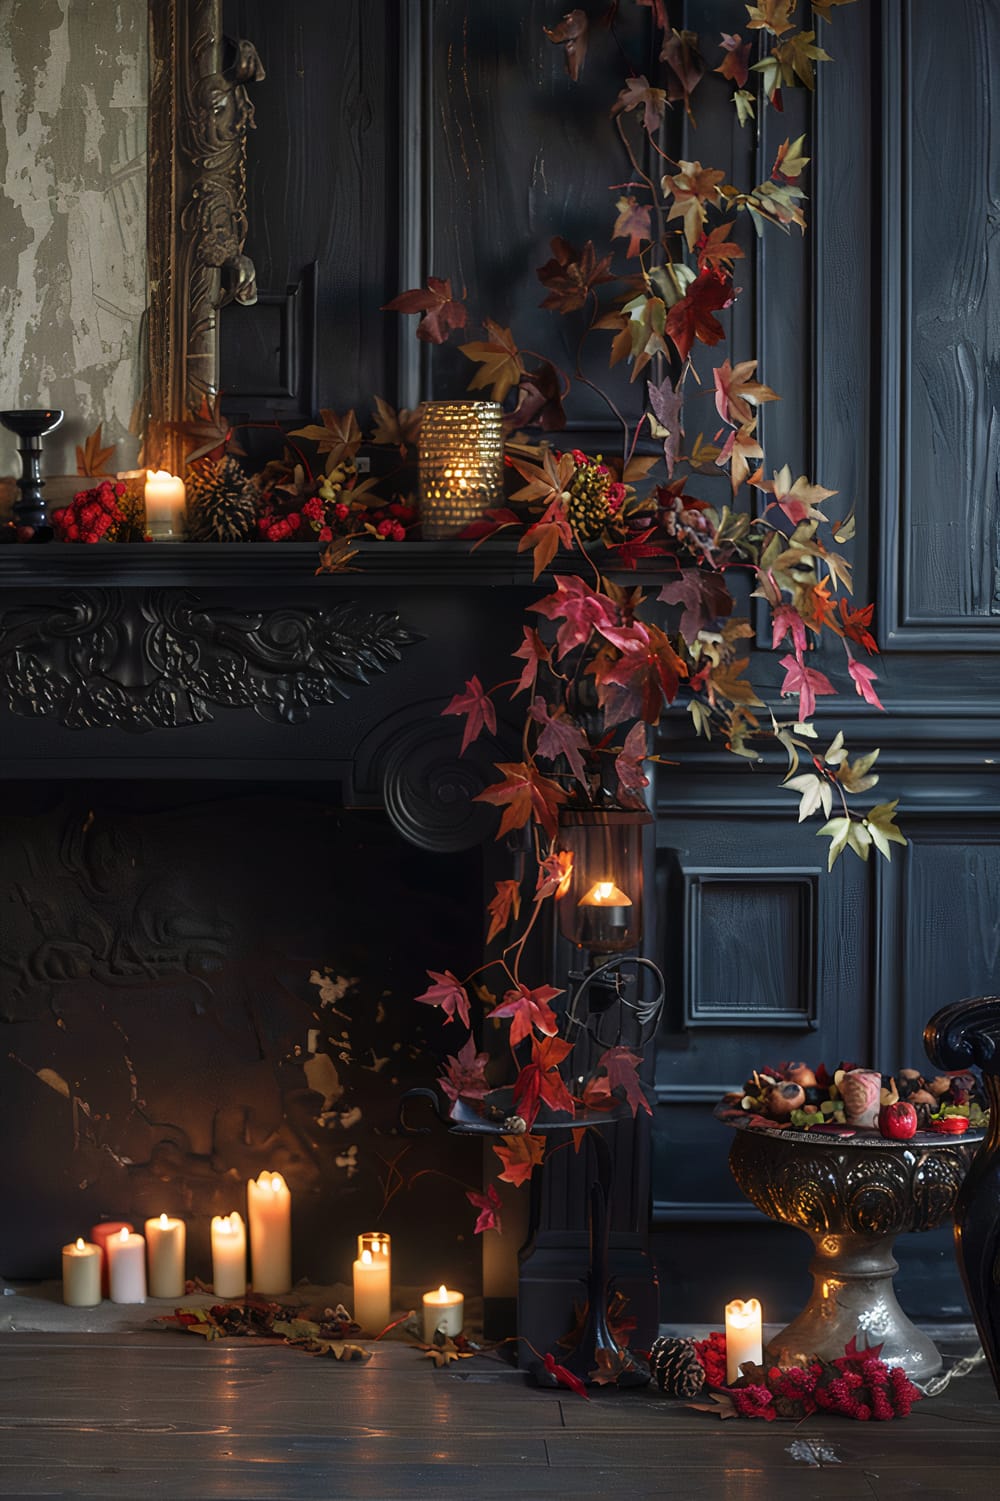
[418,400,504,538]
[422,1284,464,1343]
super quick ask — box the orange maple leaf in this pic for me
[486,879,522,944]
[75,423,116,477]
[493,1132,546,1187]
[474,762,569,841]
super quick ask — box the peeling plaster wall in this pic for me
[0,0,147,477]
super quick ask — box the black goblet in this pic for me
[0,408,64,540]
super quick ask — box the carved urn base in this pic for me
[721,1115,982,1378]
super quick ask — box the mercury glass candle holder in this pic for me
[418,400,504,539]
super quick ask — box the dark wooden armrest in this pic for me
[925,996,1000,1399]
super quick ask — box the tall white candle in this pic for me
[90,1221,133,1298]
[145,1213,186,1299]
[725,1297,763,1383]
[211,1212,247,1299]
[422,1284,464,1343]
[246,1171,292,1294]
[62,1238,102,1307]
[144,470,186,540]
[107,1227,147,1304]
[352,1233,391,1333]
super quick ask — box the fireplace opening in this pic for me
[0,781,484,1291]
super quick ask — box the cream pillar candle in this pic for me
[144,470,186,540]
[62,1238,101,1307]
[145,1213,186,1299]
[725,1297,763,1383]
[352,1233,391,1332]
[211,1212,247,1299]
[422,1285,464,1343]
[246,1171,292,1294]
[90,1221,133,1298]
[107,1227,147,1304]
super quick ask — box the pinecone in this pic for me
[186,456,258,542]
[649,1336,706,1398]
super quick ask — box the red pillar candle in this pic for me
[90,1221,133,1298]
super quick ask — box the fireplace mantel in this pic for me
[0,539,585,589]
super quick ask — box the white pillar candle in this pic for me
[62,1238,101,1307]
[144,469,186,540]
[352,1233,391,1333]
[107,1227,147,1304]
[246,1171,292,1294]
[144,1213,186,1299]
[422,1285,464,1343]
[725,1297,763,1383]
[90,1221,133,1298]
[211,1212,247,1299]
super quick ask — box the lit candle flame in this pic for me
[159,1213,169,1228]
[270,1175,282,1193]
[361,1249,372,1266]
[75,1238,85,1252]
[578,878,631,908]
[118,1227,130,1243]
[437,1284,447,1300]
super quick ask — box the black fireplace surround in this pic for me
[0,542,658,1352]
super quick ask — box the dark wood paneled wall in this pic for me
[221,0,1000,1320]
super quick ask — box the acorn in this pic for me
[768,1082,806,1117]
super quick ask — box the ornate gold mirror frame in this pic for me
[146,0,263,473]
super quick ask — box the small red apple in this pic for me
[878,1100,918,1140]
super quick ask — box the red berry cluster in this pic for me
[257,491,413,544]
[692,1331,920,1422]
[52,480,129,543]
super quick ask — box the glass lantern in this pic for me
[418,400,504,538]
[556,809,652,956]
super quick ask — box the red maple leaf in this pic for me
[615,722,649,799]
[590,619,688,725]
[771,603,807,656]
[529,698,590,788]
[382,276,467,344]
[474,761,570,842]
[466,1182,503,1235]
[505,362,567,434]
[512,626,551,698]
[459,506,522,544]
[848,658,884,710]
[697,222,744,274]
[517,495,576,578]
[492,1132,546,1187]
[715,31,751,87]
[531,575,619,660]
[486,879,522,944]
[838,598,878,655]
[612,194,654,258]
[778,654,836,721]
[439,1037,491,1103]
[542,1351,590,1400]
[443,675,497,753]
[535,849,574,901]
[491,983,563,1046]
[664,268,734,362]
[536,237,616,314]
[658,569,734,644]
[595,1047,651,1117]
[513,1035,576,1127]
[415,970,471,1028]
